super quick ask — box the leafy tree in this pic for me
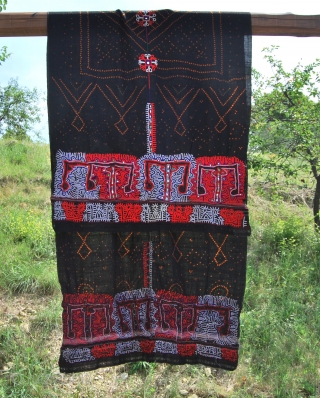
[0,0,10,64]
[0,0,7,12]
[0,78,42,140]
[0,45,10,65]
[0,0,10,65]
[250,46,320,230]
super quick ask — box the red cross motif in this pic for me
[136,11,156,27]
[138,54,158,73]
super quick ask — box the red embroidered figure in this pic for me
[168,205,193,223]
[61,202,86,222]
[91,344,116,358]
[136,11,156,27]
[138,54,158,73]
[140,340,156,353]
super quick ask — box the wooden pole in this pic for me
[0,12,320,37]
[0,12,47,37]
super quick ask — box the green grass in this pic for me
[0,322,60,397]
[0,139,319,397]
[0,139,58,295]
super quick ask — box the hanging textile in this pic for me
[47,10,251,373]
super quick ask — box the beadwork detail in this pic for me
[60,290,240,364]
[146,103,156,154]
[136,11,157,27]
[138,54,158,73]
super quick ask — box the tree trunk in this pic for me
[314,176,320,231]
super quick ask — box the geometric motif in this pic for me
[62,348,95,364]
[53,201,248,230]
[76,232,92,260]
[53,151,246,208]
[137,153,196,202]
[209,233,228,267]
[60,290,240,365]
[190,206,224,225]
[136,11,157,27]
[83,203,119,222]
[117,232,133,258]
[169,231,185,262]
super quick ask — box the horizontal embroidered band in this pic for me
[53,150,247,206]
[60,289,239,369]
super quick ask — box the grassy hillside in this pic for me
[0,139,319,397]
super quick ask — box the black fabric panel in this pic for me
[47,10,251,373]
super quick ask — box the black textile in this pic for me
[47,10,251,373]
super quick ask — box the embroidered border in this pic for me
[53,151,245,205]
[52,151,248,229]
[53,202,247,228]
[60,290,240,365]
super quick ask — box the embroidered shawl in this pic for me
[47,10,251,373]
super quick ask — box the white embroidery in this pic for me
[141,203,170,223]
[154,341,178,355]
[196,345,222,359]
[190,206,224,225]
[192,309,224,342]
[62,347,95,363]
[138,153,196,202]
[136,11,156,27]
[115,341,141,356]
[243,216,248,227]
[53,150,100,200]
[149,241,153,289]
[146,103,154,154]
[83,203,119,222]
[193,296,240,346]
[112,288,157,338]
[53,201,66,220]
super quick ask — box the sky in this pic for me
[0,0,320,141]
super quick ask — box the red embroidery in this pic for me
[143,242,149,288]
[91,343,116,358]
[220,208,244,227]
[157,290,197,304]
[167,205,193,222]
[146,103,156,154]
[140,340,155,353]
[138,54,158,73]
[115,203,142,222]
[136,11,156,27]
[62,294,114,345]
[55,152,248,216]
[85,153,139,200]
[221,348,238,362]
[190,156,246,205]
[61,202,86,222]
[177,343,196,357]
[155,290,197,341]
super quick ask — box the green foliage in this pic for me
[4,209,54,256]
[0,324,59,398]
[0,45,10,65]
[0,140,51,186]
[0,0,7,12]
[240,199,320,397]
[30,296,62,333]
[128,361,157,374]
[0,78,42,140]
[0,140,57,295]
[250,46,320,229]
